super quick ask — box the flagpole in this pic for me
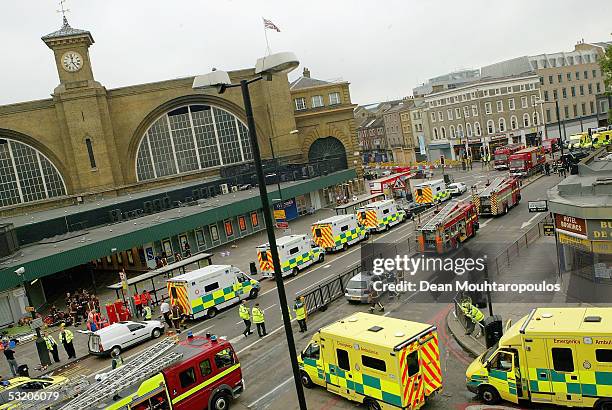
[262,18,271,55]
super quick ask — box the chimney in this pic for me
[303,67,310,78]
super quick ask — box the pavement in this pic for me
[0,166,567,410]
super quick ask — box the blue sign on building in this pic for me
[273,198,299,221]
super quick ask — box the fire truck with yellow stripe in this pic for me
[256,234,325,278]
[471,177,521,216]
[356,199,407,233]
[417,200,478,253]
[299,312,442,410]
[166,265,259,319]
[311,214,368,252]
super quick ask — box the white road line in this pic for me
[323,264,331,268]
[263,303,277,311]
[479,219,493,228]
[236,322,292,355]
[229,335,244,344]
[247,376,293,408]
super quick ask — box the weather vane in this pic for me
[57,0,70,21]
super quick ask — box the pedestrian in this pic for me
[183,241,191,258]
[171,303,183,334]
[133,293,142,318]
[111,350,123,370]
[143,303,152,320]
[43,333,60,363]
[140,289,151,308]
[368,284,384,313]
[239,300,253,337]
[58,323,76,359]
[544,162,550,176]
[160,300,172,328]
[293,296,308,333]
[252,303,267,337]
[3,341,18,377]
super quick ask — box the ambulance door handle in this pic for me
[570,375,577,381]
[539,372,548,379]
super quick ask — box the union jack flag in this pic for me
[263,18,280,32]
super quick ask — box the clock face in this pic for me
[61,51,83,72]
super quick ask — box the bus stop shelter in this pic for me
[108,252,213,306]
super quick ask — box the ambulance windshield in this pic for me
[481,342,499,363]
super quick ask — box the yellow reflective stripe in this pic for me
[172,363,241,404]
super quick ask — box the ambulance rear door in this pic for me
[400,346,425,409]
[167,280,192,316]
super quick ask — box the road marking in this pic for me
[323,264,331,268]
[236,322,292,355]
[229,335,244,344]
[247,376,293,407]
[263,303,277,311]
[520,213,540,229]
[479,219,493,228]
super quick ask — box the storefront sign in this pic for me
[528,200,548,212]
[592,241,612,255]
[273,198,298,221]
[273,209,286,221]
[587,219,612,240]
[555,214,587,237]
[543,223,555,236]
[558,233,591,252]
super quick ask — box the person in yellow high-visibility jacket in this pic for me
[43,332,60,363]
[239,300,253,337]
[58,323,76,359]
[252,303,266,338]
[460,300,485,337]
[293,296,308,333]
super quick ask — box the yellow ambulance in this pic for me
[299,312,442,410]
[466,307,612,408]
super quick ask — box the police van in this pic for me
[356,199,406,233]
[311,214,368,252]
[466,307,612,408]
[299,312,442,410]
[256,234,325,279]
[413,179,450,206]
[166,265,259,319]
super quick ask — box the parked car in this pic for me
[88,320,164,357]
[399,200,428,218]
[344,272,389,303]
[447,182,467,196]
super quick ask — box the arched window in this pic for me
[466,123,473,137]
[136,104,253,181]
[433,127,439,140]
[523,113,530,127]
[0,137,66,207]
[441,127,446,139]
[487,120,495,134]
[457,124,464,138]
[450,125,456,138]
[533,112,539,126]
[498,118,506,132]
[510,116,518,130]
[474,122,481,136]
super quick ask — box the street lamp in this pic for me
[15,267,51,367]
[193,52,308,410]
[535,99,565,158]
[269,129,299,203]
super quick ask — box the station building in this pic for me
[0,17,361,325]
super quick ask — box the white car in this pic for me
[447,182,467,196]
[88,320,164,357]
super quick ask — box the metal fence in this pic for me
[297,266,360,315]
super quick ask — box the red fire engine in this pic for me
[471,177,521,216]
[417,200,479,253]
[508,146,546,177]
[493,143,523,170]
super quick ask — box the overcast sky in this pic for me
[1,0,611,106]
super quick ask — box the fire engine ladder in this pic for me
[421,200,459,231]
[58,337,183,410]
[478,177,505,197]
[15,378,91,410]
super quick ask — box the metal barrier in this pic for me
[297,266,360,315]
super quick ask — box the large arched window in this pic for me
[0,137,66,207]
[450,125,456,138]
[440,127,446,139]
[136,104,253,181]
[474,122,481,136]
[510,116,518,130]
[466,123,473,137]
[499,118,506,132]
[533,111,539,126]
[457,124,464,138]
[523,113,530,127]
[487,120,495,134]
[433,127,439,140]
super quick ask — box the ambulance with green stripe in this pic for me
[299,312,443,410]
[356,199,406,233]
[256,234,325,278]
[312,214,368,252]
[413,179,451,206]
[166,265,259,319]
[466,307,612,408]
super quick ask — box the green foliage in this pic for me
[601,46,612,96]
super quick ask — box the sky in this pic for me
[1,0,612,106]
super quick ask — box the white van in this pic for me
[166,265,259,319]
[356,199,406,233]
[257,234,324,279]
[311,214,368,252]
[88,320,164,357]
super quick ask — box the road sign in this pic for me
[30,317,43,330]
[543,223,555,236]
[528,200,548,212]
[276,221,289,229]
[273,209,286,220]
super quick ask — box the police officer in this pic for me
[252,303,267,337]
[293,296,307,333]
[58,323,76,359]
[143,303,152,321]
[239,301,253,337]
[461,300,485,336]
[43,332,60,363]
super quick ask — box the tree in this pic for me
[599,45,612,121]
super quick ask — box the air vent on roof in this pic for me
[541,313,553,318]
[584,316,602,323]
[368,326,383,333]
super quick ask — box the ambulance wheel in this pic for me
[342,243,348,252]
[318,253,325,263]
[385,224,390,231]
[207,307,218,319]
[291,268,299,277]
[151,328,162,338]
[596,400,612,410]
[300,371,314,388]
[479,385,500,404]
[249,288,259,299]
[211,392,231,410]
[364,398,381,410]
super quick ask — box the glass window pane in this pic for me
[11,142,46,203]
[0,143,20,207]
[213,108,242,165]
[147,117,177,177]
[168,108,198,173]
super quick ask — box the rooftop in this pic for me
[521,307,612,336]
[41,16,94,44]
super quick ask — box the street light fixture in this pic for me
[269,129,300,203]
[15,267,51,367]
[193,52,308,410]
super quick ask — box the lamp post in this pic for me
[15,267,51,366]
[269,129,299,203]
[193,52,308,410]
[536,99,565,158]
